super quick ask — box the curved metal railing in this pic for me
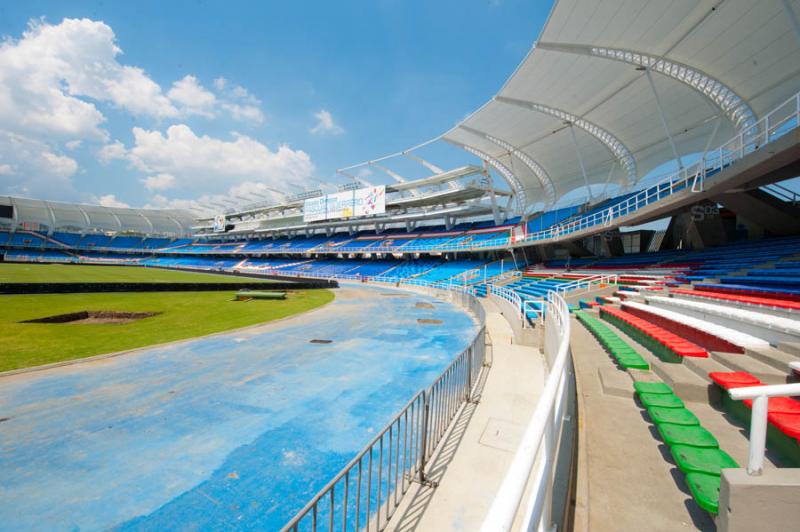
[281,291,487,531]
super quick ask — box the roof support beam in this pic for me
[536,42,757,132]
[645,69,684,171]
[445,139,528,216]
[568,124,593,200]
[403,152,460,191]
[495,96,637,188]
[369,162,407,184]
[403,152,443,174]
[459,125,556,207]
[782,0,800,45]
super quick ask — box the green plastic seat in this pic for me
[657,424,719,448]
[671,445,739,475]
[685,472,722,514]
[647,406,700,426]
[639,392,685,409]
[633,381,673,395]
[616,357,650,370]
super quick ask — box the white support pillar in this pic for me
[646,69,684,171]
[568,124,593,201]
[484,161,502,226]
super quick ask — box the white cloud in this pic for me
[142,173,176,190]
[0,18,178,141]
[221,102,264,124]
[310,109,344,135]
[213,77,228,91]
[168,75,217,118]
[145,180,287,214]
[122,124,313,195]
[95,193,130,208]
[65,140,82,150]
[96,140,127,164]
[141,172,177,191]
[0,132,79,199]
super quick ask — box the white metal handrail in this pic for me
[481,290,572,531]
[727,382,800,475]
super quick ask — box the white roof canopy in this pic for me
[343,0,800,214]
[0,196,195,236]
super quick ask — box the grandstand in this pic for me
[3,0,800,530]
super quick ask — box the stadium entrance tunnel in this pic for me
[21,310,162,324]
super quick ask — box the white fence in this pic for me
[481,290,573,531]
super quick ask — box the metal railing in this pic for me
[282,291,487,531]
[727,382,800,475]
[488,283,524,322]
[482,290,572,531]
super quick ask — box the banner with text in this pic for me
[303,185,385,222]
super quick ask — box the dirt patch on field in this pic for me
[21,311,161,325]
[415,302,435,309]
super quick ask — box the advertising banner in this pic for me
[213,214,226,232]
[303,186,385,222]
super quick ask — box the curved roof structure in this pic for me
[0,196,195,235]
[345,0,800,215]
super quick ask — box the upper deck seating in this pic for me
[8,232,45,248]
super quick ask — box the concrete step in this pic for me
[597,314,713,403]
[777,341,800,358]
[709,351,790,384]
[747,345,799,374]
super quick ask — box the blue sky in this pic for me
[0,0,553,212]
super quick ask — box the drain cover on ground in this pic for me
[417,318,443,325]
[309,339,333,344]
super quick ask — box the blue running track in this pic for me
[0,285,477,531]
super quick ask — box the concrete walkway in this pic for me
[387,297,547,531]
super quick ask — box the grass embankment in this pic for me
[0,263,267,284]
[1,289,334,372]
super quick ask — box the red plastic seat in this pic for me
[708,371,762,390]
[601,306,709,358]
[744,397,800,413]
[670,288,800,311]
[767,412,800,440]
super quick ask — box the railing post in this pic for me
[419,391,430,483]
[466,345,473,402]
[747,395,768,476]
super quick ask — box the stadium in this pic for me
[2,0,800,530]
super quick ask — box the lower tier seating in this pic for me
[620,301,770,353]
[599,306,709,362]
[671,288,800,311]
[709,371,800,466]
[647,295,800,344]
[575,312,649,370]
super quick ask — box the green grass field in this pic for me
[0,264,334,372]
[0,263,271,283]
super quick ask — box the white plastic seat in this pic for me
[648,295,800,345]
[623,300,769,349]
